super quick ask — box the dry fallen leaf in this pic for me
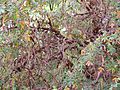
[64,86,70,90]
[81,49,86,55]
[116,10,120,18]
[72,83,78,89]
[98,67,104,72]
[112,76,119,83]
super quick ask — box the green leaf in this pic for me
[52,86,58,90]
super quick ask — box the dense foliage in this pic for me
[0,0,120,89]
